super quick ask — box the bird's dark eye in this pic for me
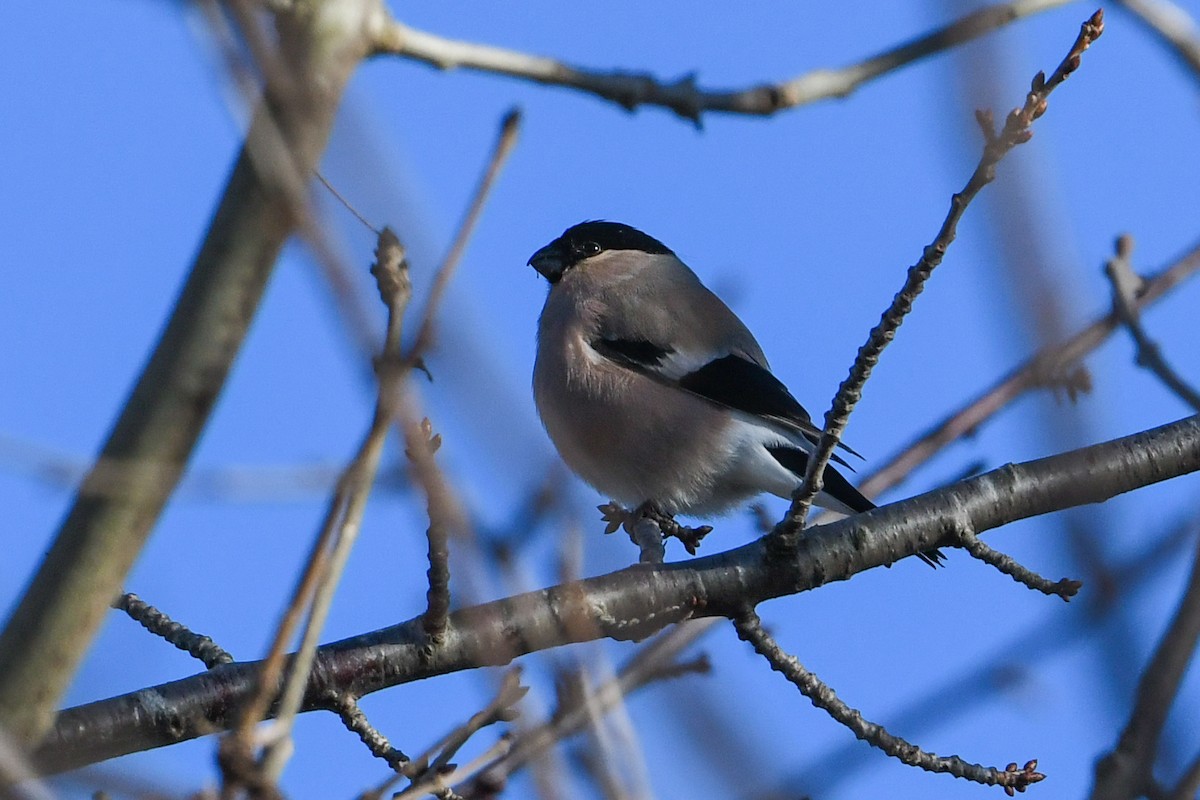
[579,241,601,256]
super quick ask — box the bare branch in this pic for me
[113,593,234,669]
[31,414,1200,773]
[1091,535,1200,800]
[362,670,527,800]
[773,10,1105,547]
[733,610,1043,791]
[372,0,1074,124]
[1106,234,1200,412]
[861,237,1200,499]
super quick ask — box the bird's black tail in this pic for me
[766,445,946,568]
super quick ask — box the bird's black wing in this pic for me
[589,338,860,464]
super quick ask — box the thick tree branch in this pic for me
[29,415,1200,774]
[0,0,383,746]
[371,0,1073,124]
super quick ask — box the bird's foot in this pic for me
[598,501,713,558]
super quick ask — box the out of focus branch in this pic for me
[31,414,1200,773]
[1106,234,1200,412]
[220,229,416,792]
[1090,536,1200,800]
[861,237,1200,499]
[1114,0,1200,81]
[0,0,382,746]
[371,0,1073,124]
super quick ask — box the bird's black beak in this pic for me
[528,241,566,284]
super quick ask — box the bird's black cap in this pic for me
[528,221,674,283]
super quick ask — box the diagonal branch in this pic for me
[773,10,1105,547]
[734,610,1043,792]
[1106,234,1200,412]
[29,414,1200,774]
[371,0,1074,124]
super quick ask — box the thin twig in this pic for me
[401,109,520,640]
[465,620,714,791]
[956,531,1082,600]
[256,229,415,783]
[1091,535,1200,800]
[329,693,408,774]
[361,670,527,800]
[406,108,522,364]
[393,735,514,800]
[1106,234,1200,412]
[315,170,381,235]
[218,231,414,795]
[113,593,234,668]
[372,0,1073,124]
[771,9,1105,549]
[787,510,1200,796]
[732,609,1044,792]
[861,237,1200,499]
[0,0,372,744]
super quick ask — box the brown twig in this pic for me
[220,230,414,791]
[1106,234,1200,412]
[406,109,521,364]
[257,229,416,783]
[733,609,1044,792]
[771,9,1105,550]
[861,237,1200,499]
[465,620,714,792]
[372,0,1074,125]
[787,510,1200,795]
[1091,535,1200,800]
[113,593,234,669]
[399,108,521,641]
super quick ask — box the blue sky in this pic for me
[3,2,1200,798]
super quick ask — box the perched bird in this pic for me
[529,221,940,564]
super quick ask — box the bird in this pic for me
[528,220,942,566]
